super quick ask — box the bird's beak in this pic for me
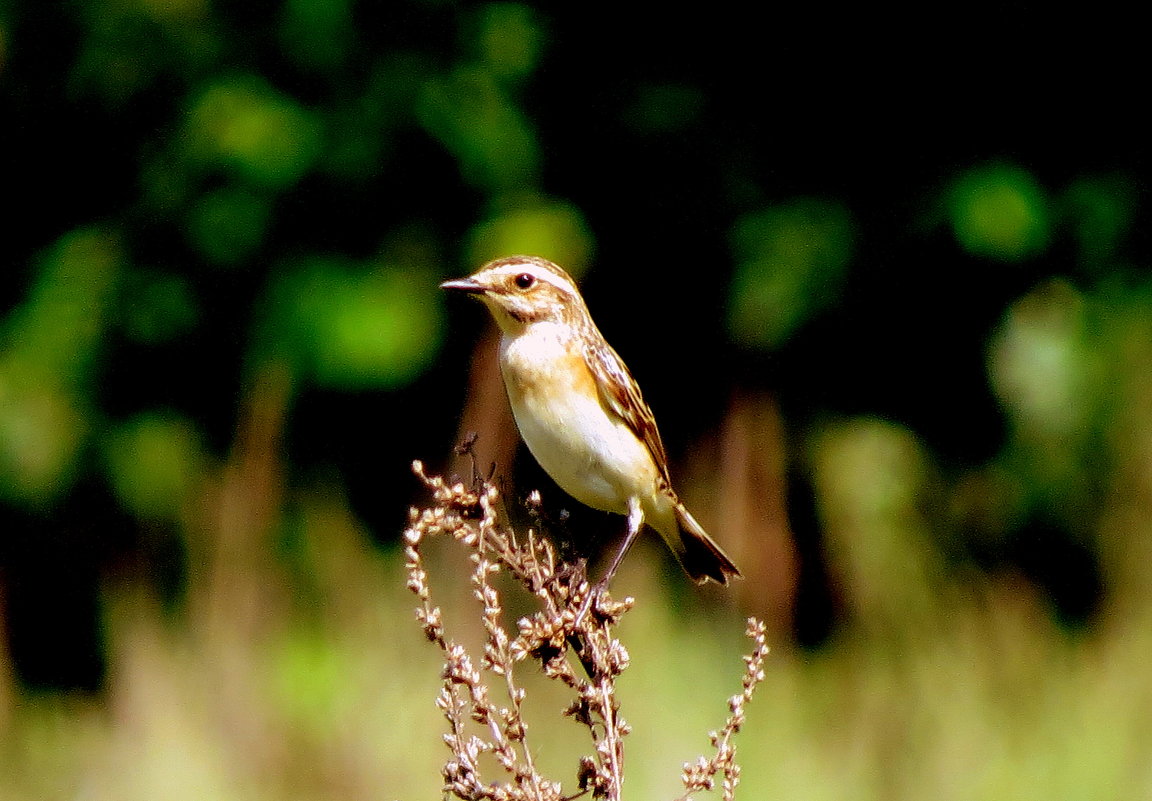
[440,277,487,295]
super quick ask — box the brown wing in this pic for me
[582,335,673,486]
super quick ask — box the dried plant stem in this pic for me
[677,619,769,800]
[403,459,767,801]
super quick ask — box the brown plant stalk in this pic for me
[404,459,768,800]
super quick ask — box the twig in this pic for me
[403,459,767,800]
[677,619,769,801]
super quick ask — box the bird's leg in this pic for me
[574,498,644,625]
[602,497,644,590]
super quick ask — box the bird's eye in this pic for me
[514,273,536,290]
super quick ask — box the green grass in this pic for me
[3,481,1150,801]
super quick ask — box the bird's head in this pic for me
[440,255,588,334]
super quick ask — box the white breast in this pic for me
[498,322,658,514]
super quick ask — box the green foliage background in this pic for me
[1,2,1149,799]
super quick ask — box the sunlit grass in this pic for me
[3,484,1151,800]
[6,355,1152,799]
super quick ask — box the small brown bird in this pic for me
[441,255,741,587]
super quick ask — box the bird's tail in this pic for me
[671,503,742,585]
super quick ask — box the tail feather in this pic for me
[672,503,742,585]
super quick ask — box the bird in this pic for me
[441,255,741,589]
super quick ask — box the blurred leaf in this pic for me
[810,418,944,625]
[317,52,434,181]
[948,163,1050,261]
[103,411,205,521]
[185,186,271,266]
[466,197,594,276]
[118,269,200,344]
[473,3,544,81]
[0,227,119,506]
[0,373,88,508]
[726,197,854,350]
[70,0,216,106]
[184,74,323,189]
[988,279,1099,440]
[417,66,539,190]
[278,0,353,74]
[988,279,1112,530]
[136,0,209,22]
[266,257,445,390]
[1,226,121,384]
[1062,173,1137,269]
[0,16,9,76]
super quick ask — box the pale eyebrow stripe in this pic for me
[492,263,578,297]
[538,273,577,295]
